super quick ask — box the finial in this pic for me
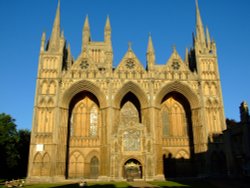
[147,33,154,54]
[83,15,90,29]
[195,0,199,9]
[105,15,111,30]
[172,44,177,53]
[41,32,46,41]
[128,41,132,50]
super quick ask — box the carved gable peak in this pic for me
[116,44,145,72]
[165,47,189,72]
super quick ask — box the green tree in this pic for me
[0,113,31,179]
[0,113,19,178]
[16,129,30,178]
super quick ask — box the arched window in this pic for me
[70,97,99,137]
[161,97,187,137]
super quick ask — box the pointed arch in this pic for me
[113,81,148,109]
[90,156,99,179]
[85,150,99,162]
[42,153,51,176]
[68,151,84,178]
[155,81,200,109]
[32,152,43,176]
[175,150,189,159]
[48,80,56,94]
[40,80,48,94]
[61,80,107,109]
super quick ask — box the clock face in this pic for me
[126,59,135,69]
[80,60,89,69]
[172,61,180,70]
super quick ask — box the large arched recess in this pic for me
[155,81,200,177]
[113,81,149,109]
[59,80,106,179]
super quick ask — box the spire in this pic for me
[185,47,189,64]
[195,0,206,46]
[83,15,90,30]
[105,15,111,31]
[146,34,155,70]
[49,0,61,51]
[128,41,132,51]
[40,32,46,52]
[147,33,155,54]
[82,15,91,51]
[104,15,111,44]
[66,43,73,68]
[206,26,211,49]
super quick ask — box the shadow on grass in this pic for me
[48,183,133,188]
[150,178,220,188]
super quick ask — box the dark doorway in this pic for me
[124,159,142,180]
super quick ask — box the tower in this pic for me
[28,0,227,181]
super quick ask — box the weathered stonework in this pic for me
[28,0,226,181]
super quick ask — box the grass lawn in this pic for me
[150,179,219,188]
[0,179,220,188]
[0,182,132,188]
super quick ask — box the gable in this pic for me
[115,49,146,73]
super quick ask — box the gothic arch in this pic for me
[42,152,51,176]
[113,81,149,109]
[175,149,189,159]
[68,150,85,178]
[85,150,99,163]
[155,81,200,109]
[32,152,42,176]
[61,80,107,109]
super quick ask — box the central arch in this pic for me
[114,81,148,109]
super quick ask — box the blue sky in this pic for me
[0,0,250,130]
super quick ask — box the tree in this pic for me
[16,129,30,178]
[0,113,31,179]
[0,113,19,178]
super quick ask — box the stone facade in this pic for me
[28,0,226,181]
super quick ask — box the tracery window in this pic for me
[70,97,99,137]
[161,97,187,137]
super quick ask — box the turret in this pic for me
[82,15,91,51]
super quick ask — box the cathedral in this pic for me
[28,0,227,181]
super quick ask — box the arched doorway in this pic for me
[124,159,142,180]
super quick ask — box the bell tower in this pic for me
[192,0,226,136]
